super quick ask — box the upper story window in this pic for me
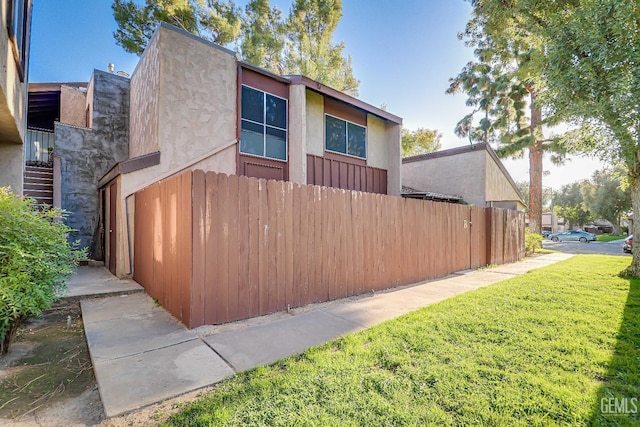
[325,114,366,159]
[7,0,29,81]
[240,85,287,161]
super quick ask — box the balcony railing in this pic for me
[25,128,55,163]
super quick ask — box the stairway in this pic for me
[24,166,53,205]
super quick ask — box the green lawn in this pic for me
[597,234,626,242]
[165,255,640,426]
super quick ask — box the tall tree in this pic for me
[501,0,640,274]
[241,0,285,73]
[283,0,358,95]
[112,0,360,95]
[581,168,631,234]
[554,182,591,230]
[112,0,241,56]
[401,128,442,158]
[448,0,571,234]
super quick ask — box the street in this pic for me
[541,239,630,256]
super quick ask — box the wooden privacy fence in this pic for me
[133,170,525,328]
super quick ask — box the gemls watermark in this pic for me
[601,397,638,416]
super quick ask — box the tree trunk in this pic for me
[622,176,640,277]
[528,91,543,234]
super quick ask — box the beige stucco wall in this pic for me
[385,121,402,196]
[0,144,24,192]
[484,153,524,210]
[402,149,487,206]
[129,32,160,158]
[289,84,307,184]
[367,115,388,171]
[0,1,29,193]
[305,89,324,157]
[60,85,87,127]
[117,25,239,276]
[85,75,94,129]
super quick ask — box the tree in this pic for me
[500,0,640,275]
[283,0,358,95]
[581,168,631,234]
[112,0,241,56]
[554,182,591,230]
[448,0,574,235]
[241,0,285,74]
[401,128,442,158]
[112,0,360,95]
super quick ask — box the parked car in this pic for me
[548,230,597,243]
[542,230,551,238]
[624,235,633,253]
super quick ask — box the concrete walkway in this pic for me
[78,252,573,417]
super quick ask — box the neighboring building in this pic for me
[25,73,130,259]
[91,23,402,277]
[402,143,526,211]
[0,0,32,194]
[542,211,565,234]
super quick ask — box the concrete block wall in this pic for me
[55,70,130,256]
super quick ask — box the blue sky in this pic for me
[29,0,603,188]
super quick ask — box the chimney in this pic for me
[107,63,115,73]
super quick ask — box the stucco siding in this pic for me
[402,149,487,206]
[0,144,24,191]
[385,121,401,196]
[289,84,306,184]
[60,85,87,127]
[366,114,388,170]
[0,1,30,193]
[305,89,324,157]
[485,153,523,206]
[157,26,237,171]
[55,71,130,256]
[129,32,160,158]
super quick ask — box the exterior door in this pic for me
[108,182,117,275]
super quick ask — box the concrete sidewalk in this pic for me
[80,252,573,417]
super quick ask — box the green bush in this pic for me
[0,188,85,354]
[525,229,543,255]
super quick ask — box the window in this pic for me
[7,0,29,81]
[325,114,366,159]
[240,85,287,161]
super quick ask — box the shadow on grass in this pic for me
[590,276,640,426]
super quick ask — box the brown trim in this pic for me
[238,154,288,181]
[98,151,161,188]
[324,98,367,127]
[306,154,386,194]
[323,150,366,166]
[241,68,289,99]
[240,61,290,84]
[289,75,402,125]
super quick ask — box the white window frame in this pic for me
[324,113,367,160]
[240,84,288,162]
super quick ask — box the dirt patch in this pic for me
[0,301,104,426]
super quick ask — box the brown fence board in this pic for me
[227,174,240,322]
[204,172,218,325]
[133,170,525,328]
[191,170,206,327]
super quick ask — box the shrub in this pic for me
[0,188,85,354]
[525,229,543,255]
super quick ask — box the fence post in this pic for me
[485,207,493,265]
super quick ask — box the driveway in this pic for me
[542,239,630,256]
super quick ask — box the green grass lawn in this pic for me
[165,255,640,426]
[597,234,626,242]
